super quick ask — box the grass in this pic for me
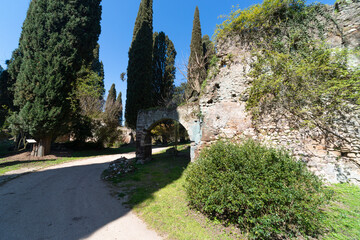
[71,145,136,158]
[323,184,360,240]
[0,157,81,175]
[107,146,243,240]
[106,147,360,240]
[0,143,136,176]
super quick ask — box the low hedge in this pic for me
[184,140,331,239]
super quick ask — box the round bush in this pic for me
[184,140,331,239]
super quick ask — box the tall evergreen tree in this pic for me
[75,43,105,118]
[0,67,12,114]
[105,83,117,114]
[9,0,102,156]
[125,0,153,129]
[6,48,23,107]
[104,84,121,127]
[91,43,105,98]
[1,54,20,129]
[152,31,177,107]
[0,66,8,127]
[186,6,206,100]
[116,92,123,126]
[202,35,216,72]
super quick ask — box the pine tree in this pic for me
[9,0,102,156]
[152,31,177,107]
[116,92,123,126]
[186,6,206,100]
[125,0,154,129]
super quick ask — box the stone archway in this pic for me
[136,103,201,161]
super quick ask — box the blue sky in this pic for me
[0,0,335,104]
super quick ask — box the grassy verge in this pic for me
[71,145,136,158]
[0,145,136,176]
[106,148,360,240]
[323,184,360,239]
[0,157,82,175]
[107,146,243,240]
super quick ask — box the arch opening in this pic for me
[137,118,191,162]
[136,105,201,161]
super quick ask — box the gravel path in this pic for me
[0,149,166,240]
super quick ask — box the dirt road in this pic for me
[0,150,165,240]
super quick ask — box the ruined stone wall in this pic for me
[199,1,360,184]
[136,103,201,160]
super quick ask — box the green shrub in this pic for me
[184,140,331,239]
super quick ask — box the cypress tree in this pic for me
[116,92,123,126]
[105,83,117,114]
[104,84,122,128]
[152,31,177,107]
[91,43,105,98]
[186,6,206,100]
[75,43,105,118]
[0,66,9,127]
[6,48,23,106]
[9,0,102,156]
[125,0,153,129]
[0,67,12,113]
[202,35,216,72]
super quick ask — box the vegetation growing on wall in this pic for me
[216,0,360,134]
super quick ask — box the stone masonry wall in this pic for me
[199,1,360,185]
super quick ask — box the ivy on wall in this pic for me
[216,0,360,136]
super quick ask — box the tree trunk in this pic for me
[32,136,52,157]
[161,135,168,145]
[174,122,179,156]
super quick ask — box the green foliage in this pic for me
[105,84,117,114]
[202,34,216,72]
[184,140,331,239]
[247,46,360,128]
[152,31,177,107]
[171,82,187,107]
[0,68,11,127]
[215,0,359,134]
[186,6,207,100]
[206,55,220,80]
[116,92,123,126]
[70,44,105,145]
[101,84,123,147]
[125,0,154,129]
[215,0,308,40]
[323,184,360,239]
[9,0,102,144]
[75,65,104,118]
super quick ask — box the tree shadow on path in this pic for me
[0,148,189,240]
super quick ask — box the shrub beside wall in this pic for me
[184,140,331,239]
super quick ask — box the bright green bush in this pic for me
[184,140,331,239]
